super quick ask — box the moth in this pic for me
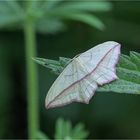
[45,41,121,109]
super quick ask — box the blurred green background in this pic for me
[0,0,140,139]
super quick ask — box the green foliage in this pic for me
[0,0,112,33]
[34,51,140,94]
[33,57,71,75]
[37,118,88,140]
[0,1,24,27]
[0,0,112,139]
[55,118,88,140]
[99,51,140,94]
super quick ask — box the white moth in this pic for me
[45,41,121,109]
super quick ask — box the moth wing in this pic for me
[45,59,86,109]
[91,44,120,85]
[45,60,98,108]
[77,41,121,85]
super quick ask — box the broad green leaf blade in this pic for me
[54,12,105,30]
[54,1,112,12]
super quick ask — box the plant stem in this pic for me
[24,8,39,139]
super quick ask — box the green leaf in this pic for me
[0,2,15,14]
[130,51,140,71]
[34,51,140,94]
[98,79,140,94]
[55,118,65,139]
[5,0,23,13]
[63,120,72,138]
[117,67,140,84]
[55,118,88,139]
[33,57,61,66]
[43,0,63,10]
[33,57,71,75]
[0,0,22,13]
[0,0,111,32]
[39,1,111,32]
[52,12,105,30]
[59,57,71,67]
[28,0,44,10]
[118,55,137,70]
[54,1,112,12]
[99,51,140,94]
[33,57,63,75]
[0,14,23,28]
[0,1,24,28]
